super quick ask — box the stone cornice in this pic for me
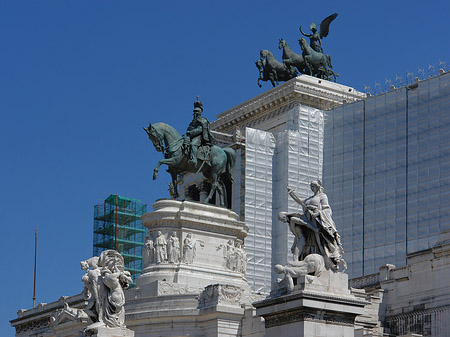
[211,75,364,132]
[10,294,85,333]
[253,289,367,308]
[264,308,356,328]
[142,199,248,238]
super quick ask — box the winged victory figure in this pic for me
[299,13,338,54]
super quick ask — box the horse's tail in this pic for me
[326,55,333,69]
[223,147,236,183]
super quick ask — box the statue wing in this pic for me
[320,13,338,39]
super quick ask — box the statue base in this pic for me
[84,323,134,337]
[125,199,261,337]
[137,199,249,289]
[254,270,367,337]
[124,200,259,337]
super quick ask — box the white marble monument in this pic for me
[254,181,367,337]
[124,199,263,336]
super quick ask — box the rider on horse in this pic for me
[185,97,216,166]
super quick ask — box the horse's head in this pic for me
[299,38,307,50]
[278,38,286,50]
[260,49,269,59]
[143,123,164,152]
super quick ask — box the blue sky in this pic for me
[2,1,450,335]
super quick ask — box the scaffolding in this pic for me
[93,194,147,286]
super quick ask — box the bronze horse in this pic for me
[278,38,308,75]
[144,122,235,206]
[257,49,297,87]
[299,38,338,82]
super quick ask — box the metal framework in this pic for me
[93,194,147,286]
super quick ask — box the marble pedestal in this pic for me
[254,271,367,337]
[85,325,135,337]
[137,199,248,288]
[125,200,258,337]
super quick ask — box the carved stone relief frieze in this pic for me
[217,239,247,273]
[198,284,243,308]
[144,231,183,265]
[157,281,204,296]
[145,231,205,266]
[182,233,204,264]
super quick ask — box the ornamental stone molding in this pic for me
[264,309,355,328]
[349,273,380,289]
[157,280,204,296]
[385,305,450,337]
[14,318,50,334]
[212,75,364,133]
[10,294,86,336]
[198,284,244,309]
[138,200,250,292]
[141,199,248,239]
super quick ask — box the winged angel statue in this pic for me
[300,13,338,54]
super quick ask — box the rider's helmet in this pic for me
[193,96,203,115]
[310,22,317,32]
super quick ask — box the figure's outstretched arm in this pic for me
[287,187,306,210]
[299,26,310,37]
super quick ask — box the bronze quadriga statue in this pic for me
[256,13,339,87]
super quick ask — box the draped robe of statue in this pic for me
[280,183,346,271]
[81,250,132,329]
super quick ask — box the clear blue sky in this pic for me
[2,1,449,335]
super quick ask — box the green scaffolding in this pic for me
[93,194,147,286]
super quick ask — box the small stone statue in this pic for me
[80,250,132,329]
[168,232,180,263]
[80,257,101,321]
[234,240,246,274]
[225,239,236,270]
[279,180,346,272]
[216,239,247,273]
[274,254,325,292]
[241,242,247,274]
[143,235,155,266]
[181,233,205,264]
[155,231,168,264]
[182,234,195,264]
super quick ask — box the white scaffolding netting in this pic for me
[245,128,275,293]
[244,105,324,293]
